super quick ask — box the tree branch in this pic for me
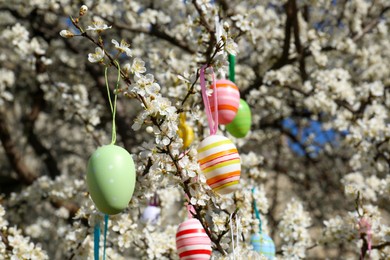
[291,0,308,81]
[372,241,390,250]
[105,19,196,54]
[22,56,61,179]
[352,6,390,42]
[0,113,37,184]
[242,0,294,97]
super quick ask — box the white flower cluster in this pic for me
[0,0,389,259]
[41,82,102,132]
[342,172,388,202]
[0,205,48,259]
[240,152,266,180]
[137,225,177,259]
[304,69,354,115]
[322,204,390,258]
[0,68,15,106]
[1,23,46,66]
[278,199,312,259]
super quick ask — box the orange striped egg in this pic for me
[197,135,241,195]
[176,218,212,259]
[209,79,240,125]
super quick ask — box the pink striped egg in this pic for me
[209,79,240,125]
[197,135,241,195]
[176,218,212,259]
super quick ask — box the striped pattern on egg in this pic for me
[176,218,212,259]
[209,79,240,125]
[197,135,241,195]
[226,99,252,138]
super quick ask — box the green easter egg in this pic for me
[87,145,136,215]
[226,99,252,138]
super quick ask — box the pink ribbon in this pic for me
[185,194,195,219]
[358,217,372,259]
[199,65,218,135]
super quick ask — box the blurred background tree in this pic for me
[0,0,389,259]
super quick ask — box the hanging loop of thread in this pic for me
[104,60,121,145]
[199,65,218,135]
[236,214,241,256]
[252,187,263,234]
[229,213,241,260]
[229,213,235,260]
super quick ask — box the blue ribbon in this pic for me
[94,222,100,260]
[94,214,109,260]
[252,187,263,234]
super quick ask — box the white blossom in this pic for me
[86,22,112,31]
[59,30,74,38]
[87,47,104,63]
[112,39,132,57]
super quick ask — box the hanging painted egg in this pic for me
[250,233,276,260]
[209,79,240,125]
[197,135,241,195]
[226,99,252,138]
[87,144,136,215]
[176,218,212,259]
[179,124,194,148]
[141,205,161,224]
[178,113,195,148]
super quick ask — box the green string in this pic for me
[228,54,235,83]
[104,61,121,145]
[252,187,262,234]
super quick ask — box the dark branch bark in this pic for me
[352,6,390,42]
[149,24,196,54]
[23,86,61,180]
[273,0,294,70]
[372,241,390,250]
[106,19,196,54]
[242,0,294,97]
[291,0,307,81]
[192,0,215,35]
[21,57,62,179]
[0,113,37,184]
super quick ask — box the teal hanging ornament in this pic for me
[251,188,276,259]
[226,54,252,138]
[250,233,275,259]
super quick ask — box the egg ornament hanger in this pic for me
[86,62,136,260]
[196,65,241,195]
[250,188,276,259]
[225,54,252,138]
[209,19,240,125]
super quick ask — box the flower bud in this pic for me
[59,30,74,38]
[79,5,88,16]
